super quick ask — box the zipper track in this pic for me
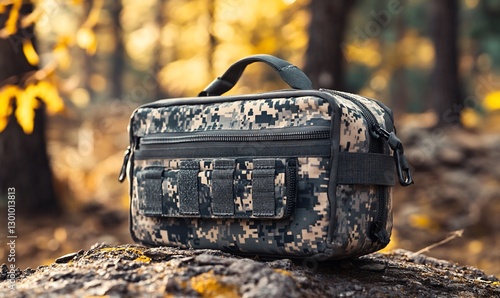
[322,89,382,149]
[285,159,297,217]
[141,128,330,145]
[121,90,339,183]
[322,89,390,245]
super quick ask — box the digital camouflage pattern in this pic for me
[338,91,390,127]
[131,156,330,256]
[131,96,332,137]
[331,93,393,256]
[128,92,395,259]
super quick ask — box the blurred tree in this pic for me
[304,0,355,90]
[391,12,409,115]
[110,0,124,99]
[0,2,59,214]
[430,0,463,126]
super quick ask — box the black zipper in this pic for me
[285,158,298,217]
[325,91,412,185]
[134,127,332,160]
[322,90,383,141]
[140,127,331,146]
[321,89,391,245]
[120,89,340,183]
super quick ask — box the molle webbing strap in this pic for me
[142,168,163,216]
[212,159,235,216]
[252,159,276,217]
[337,152,395,186]
[178,160,200,215]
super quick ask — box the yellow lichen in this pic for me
[98,247,151,263]
[134,254,152,263]
[190,271,240,298]
[273,268,293,277]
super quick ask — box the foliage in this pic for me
[484,91,500,111]
[2,0,500,134]
[0,0,102,134]
[0,82,63,133]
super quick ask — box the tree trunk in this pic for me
[0,3,59,215]
[431,0,462,127]
[147,1,166,100]
[110,0,124,100]
[391,14,409,115]
[303,0,354,90]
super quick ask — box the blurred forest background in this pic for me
[1,0,499,277]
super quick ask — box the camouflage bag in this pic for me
[119,54,413,260]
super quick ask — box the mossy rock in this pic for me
[1,243,498,297]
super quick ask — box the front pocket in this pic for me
[133,126,332,160]
[136,158,298,219]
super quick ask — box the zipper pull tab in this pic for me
[372,222,390,245]
[118,146,131,183]
[374,125,414,187]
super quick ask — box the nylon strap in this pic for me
[199,54,312,96]
[141,168,163,216]
[212,159,235,216]
[252,159,276,217]
[337,152,395,186]
[178,160,200,215]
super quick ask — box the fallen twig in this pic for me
[410,229,464,258]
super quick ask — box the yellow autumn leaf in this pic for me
[0,85,19,132]
[0,85,20,104]
[53,41,72,70]
[82,0,103,28]
[342,40,382,68]
[20,6,44,29]
[483,91,500,111]
[35,81,64,114]
[15,86,39,134]
[461,107,481,129]
[0,0,20,38]
[0,85,18,115]
[23,39,40,66]
[0,117,7,132]
[0,5,5,14]
[76,27,97,55]
[408,214,436,230]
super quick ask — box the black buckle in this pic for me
[374,126,414,187]
[394,148,413,186]
[118,146,131,182]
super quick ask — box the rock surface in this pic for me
[1,243,499,297]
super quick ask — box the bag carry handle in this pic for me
[198,54,312,96]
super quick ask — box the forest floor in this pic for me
[1,104,499,279]
[2,243,499,297]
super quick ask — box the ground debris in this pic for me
[1,244,498,298]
